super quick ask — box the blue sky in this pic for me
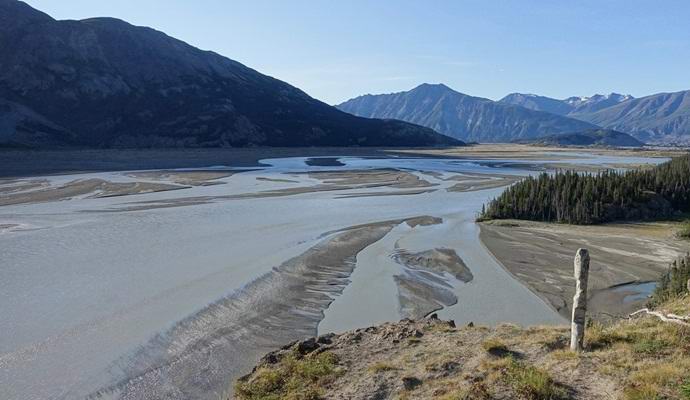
[27,0,690,104]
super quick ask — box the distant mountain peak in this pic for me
[337,85,597,143]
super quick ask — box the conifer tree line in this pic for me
[649,253,690,306]
[479,153,690,225]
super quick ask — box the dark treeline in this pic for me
[649,253,690,307]
[479,153,690,225]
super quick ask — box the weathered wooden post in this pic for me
[570,248,590,352]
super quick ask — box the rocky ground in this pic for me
[235,296,690,400]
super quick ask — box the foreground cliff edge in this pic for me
[234,294,690,400]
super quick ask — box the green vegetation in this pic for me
[678,220,690,240]
[483,357,567,400]
[649,253,690,307]
[479,153,690,225]
[235,351,340,400]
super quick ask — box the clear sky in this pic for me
[26,0,690,104]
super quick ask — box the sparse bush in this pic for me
[678,220,690,240]
[649,254,690,306]
[481,338,508,353]
[368,361,397,373]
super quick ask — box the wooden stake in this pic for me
[570,248,590,352]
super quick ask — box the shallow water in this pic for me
[0,154,666,400]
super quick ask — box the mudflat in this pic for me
[479,219,688,320]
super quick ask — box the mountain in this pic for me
[572,90,690,144]
[565,93,634,115]
[0,1,459,148]
[337,84,597,143]
[499,92,634,116]
[500,91,690,144]
[498,93,574,115]
[524,128,644,147]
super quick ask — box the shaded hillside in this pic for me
[0,0,459,148]
[573,90,690,145]
[337,84,597,143]
[479,154,690,224]
[525,128,644,147]
[501,90,690,144]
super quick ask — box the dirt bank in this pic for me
[479,220,688,320]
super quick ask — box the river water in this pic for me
[0,152,665,400]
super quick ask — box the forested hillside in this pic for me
[479,153,690,224]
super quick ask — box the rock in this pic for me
[428,313,439,320]
[413,329,424,338]
[296,338,319,355]
[402,376,423,390]
[467,321,474,328]
[317,333,335,345]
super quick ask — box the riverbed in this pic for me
[0,151,666,400]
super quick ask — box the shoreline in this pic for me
[0,144,682,179]
[477,219,688,320]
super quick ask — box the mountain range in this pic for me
[500,91,690,144]
[336,84,597,143]
[339,85,690,145]
[0,0,460,148]
[499,92,634,116]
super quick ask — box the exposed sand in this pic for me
[0,178,186,206]
[98,169,439,212]
[399,143,686,160]
[479,220,689,320]
[96,216,439,400]
[126,170,240,186]
[391,248,474,318]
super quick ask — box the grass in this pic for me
[677,220,690,240]
[482,357,567,399]
[235,351,340,400]
[368,361,398,373]
[504,358,567,400]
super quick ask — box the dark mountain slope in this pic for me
[337,84,597,143]
[524,128,644,147]
[0,0,459,148]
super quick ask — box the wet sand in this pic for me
[400,143,686,161]
[91,169,439,212]
[93,216,438,400]
[479,220,688,320]
[0,178,186,206]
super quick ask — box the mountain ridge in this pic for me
[337,84,598,143]
[0,0,460,148]
[500,90,690,143]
